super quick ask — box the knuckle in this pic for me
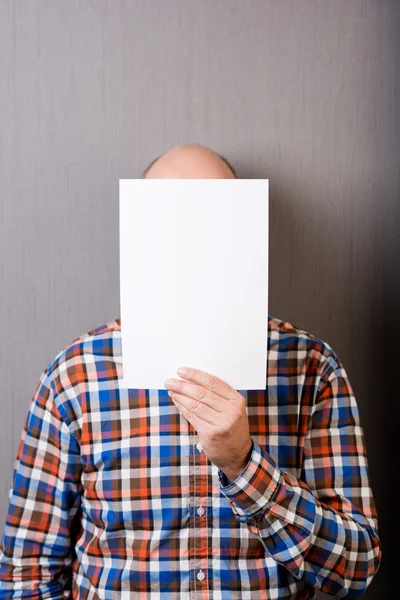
[235,396,246,412]
[232,409,242,422]
[206,374,219,389]
[195,385,207,400]
[216,420,229,436]
[191,399,202,412]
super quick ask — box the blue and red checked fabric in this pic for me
[0,315,381,599]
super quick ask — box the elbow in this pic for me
[343,531,382,598]
[317,528,382,598]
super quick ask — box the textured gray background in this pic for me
[0,1,398,597]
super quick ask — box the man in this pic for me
[0,143,381,598]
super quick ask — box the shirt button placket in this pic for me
[193,437,207,588]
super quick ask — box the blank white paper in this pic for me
[119,178,269,391]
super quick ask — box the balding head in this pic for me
[143,144,237,179]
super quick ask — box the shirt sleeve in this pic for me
[0,367,83,599]
[218,354,382,598]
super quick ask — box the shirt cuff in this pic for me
[218,439,282,522]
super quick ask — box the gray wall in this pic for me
[0,1,398,597]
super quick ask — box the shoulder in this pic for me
[42,317,121,439]
[45,317,121,380]
[268,313,335,352]
[268,314,341,385]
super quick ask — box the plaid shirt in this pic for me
[0,315,381,599]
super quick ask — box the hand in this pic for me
[164,366,253,481]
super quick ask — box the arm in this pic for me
[218,354,382,598]
[0,367,83,599]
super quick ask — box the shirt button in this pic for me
[197,506,205,516]
[197,570,205,581]
[196,442,203,452]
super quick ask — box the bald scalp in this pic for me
[142,144,237,179]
